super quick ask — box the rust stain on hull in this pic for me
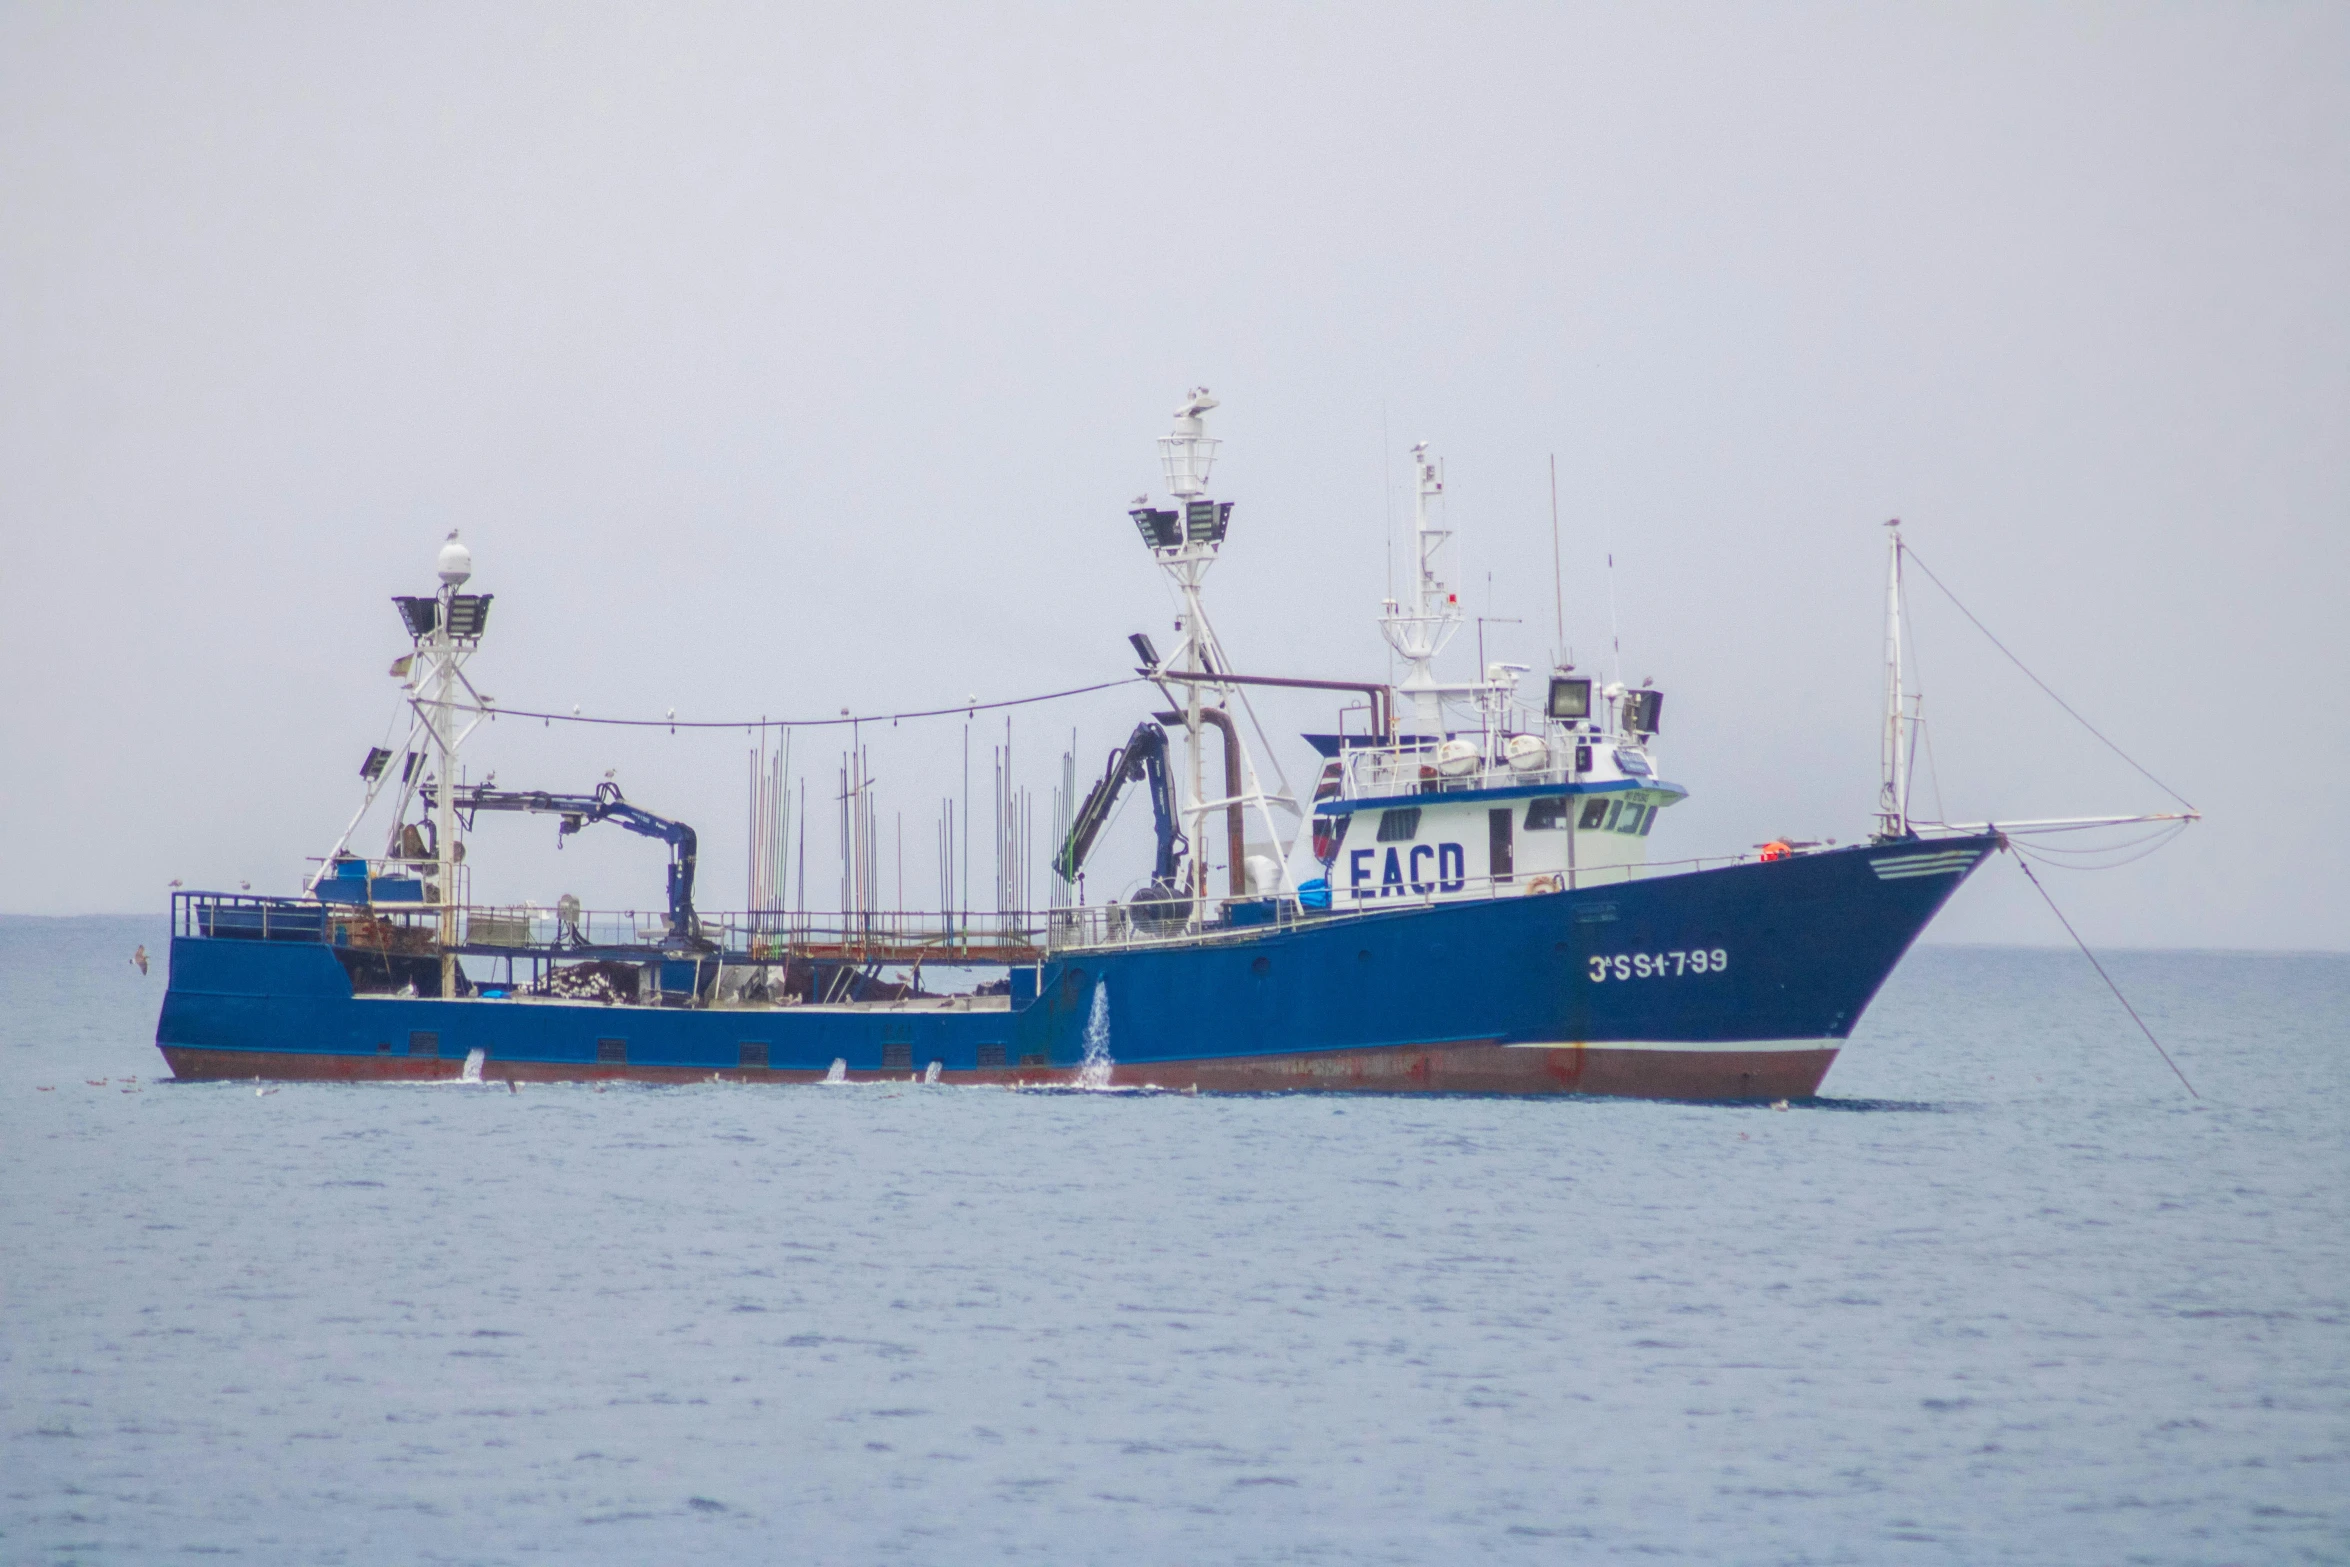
[161,1042,1835,1100]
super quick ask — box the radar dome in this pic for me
[436,531,472,586]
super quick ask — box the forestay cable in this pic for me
[2010,851,2199,1099]
[1902,546,2196,814]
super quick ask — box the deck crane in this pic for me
[1055,720,1191,925]
[428,781,707,950]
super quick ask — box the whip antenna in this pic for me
[1549,454,1565,664]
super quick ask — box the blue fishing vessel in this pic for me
[157,393,2119,1098]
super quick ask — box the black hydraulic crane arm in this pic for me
[1054,721,1186,886]
[434,780,702,945]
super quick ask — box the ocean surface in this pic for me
[3,915,2344,1565]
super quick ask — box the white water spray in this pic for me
[823,1058,847,1084]
[460,1048,485,1084]
[923,1060,942,1085]
[1077,980,1113,1089]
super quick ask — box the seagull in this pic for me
[131,946,149,976]
[239,880,251,891]
[169,878,182,889]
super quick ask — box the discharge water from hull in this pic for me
[1077,980,1113,1089]
[823,1058,847,1084]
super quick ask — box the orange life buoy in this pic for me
[1758,840,1793,862]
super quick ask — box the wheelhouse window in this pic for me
[1376,807,1422,842]
[1525,797,1572,830]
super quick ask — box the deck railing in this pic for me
[174,848,1777,963]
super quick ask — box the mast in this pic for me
[1124,389,1300,915]
[1157,390,1220,903]
[1876,520,1910,840]
[423,532,478,994]
[1379,443,1461,736]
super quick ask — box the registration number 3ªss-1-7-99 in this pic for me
[1587,949,1729,983]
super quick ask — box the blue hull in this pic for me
[156,836,1994,1099]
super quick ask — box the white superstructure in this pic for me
[1114,396,1688,925]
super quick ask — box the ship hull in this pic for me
[155,836,1993,1100]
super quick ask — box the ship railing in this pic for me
[1337,745,1639,801]
[174,891,342,943]
[1042,851,1790,953]
[170,891,1050,963]
[442,905,1048,963]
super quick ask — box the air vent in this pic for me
[596,1038,627,1064]
[976,1044,1007,1068]
[737,1042,768,1069]
[882,1042,913,1072]
[407,1031,438,1057]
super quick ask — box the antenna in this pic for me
[1605,550,1623,687]
[1382,403,1394,609]
[1548,454,1564,664]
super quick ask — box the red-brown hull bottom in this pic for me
[158,1042,1837,1100]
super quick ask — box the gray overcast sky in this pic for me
[2,3,2344,948]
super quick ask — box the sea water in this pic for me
[2,914,2344,1565]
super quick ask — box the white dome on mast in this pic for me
[436,530,473,587]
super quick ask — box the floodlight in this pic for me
[444,594,493,638]
[394,596,439,638]
[360,746,393,781]
[1184,501,1231,545]
[1547,675,1592,721]
[1622,689,1664,735]
[1130,507,1181,549]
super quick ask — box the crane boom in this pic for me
[431,781,704,947]
[1055,721,1186,889]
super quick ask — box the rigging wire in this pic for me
[2009,850,2199,1099]
[2010,822,2193,872]
[442,677,1148,734]
[1902,546,2196,813]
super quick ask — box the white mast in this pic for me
[1876,520,1911,840]
[430,533,470,993]
[1129,389,1300,913]
[1379,443,1462,736]
[1157,390,1220,903]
